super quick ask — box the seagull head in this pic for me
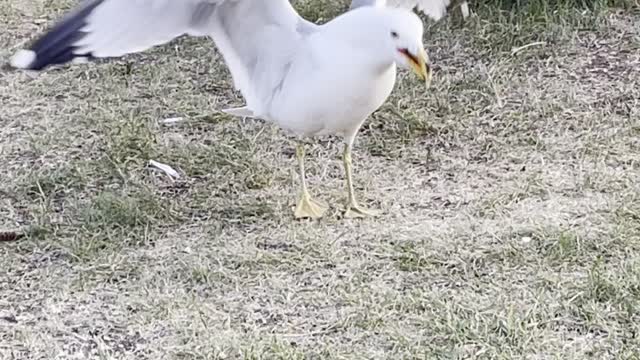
[383,8,432,85]
[323,6,433,85]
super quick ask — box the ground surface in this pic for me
[1,0,639,359]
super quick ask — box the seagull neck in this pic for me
[356,48,395,78]
[374,59,395,76]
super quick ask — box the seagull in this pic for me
[350,0,470,21]
[8,0,432,219]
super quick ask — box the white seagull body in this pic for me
[9,0,432,219]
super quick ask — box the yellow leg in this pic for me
[294,143,328,219]
[342,144,379,218]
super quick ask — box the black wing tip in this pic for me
[8,47,96,71]
[8,0,104,71]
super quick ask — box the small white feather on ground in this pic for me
[149,160,181,179]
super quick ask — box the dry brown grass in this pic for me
[1,0,640,359]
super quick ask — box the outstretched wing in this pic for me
[349,0,456,21]
[9,0,319,115]
[9,0,223,70]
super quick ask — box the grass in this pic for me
[1,0,640,358]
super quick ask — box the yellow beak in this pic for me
[403,48,432,87]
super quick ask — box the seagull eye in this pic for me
[390,31,399,38]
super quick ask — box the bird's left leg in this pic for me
[342,137,379,218]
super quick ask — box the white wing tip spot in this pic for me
[9,49,36,69]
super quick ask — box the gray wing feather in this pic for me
[206,1,318,114]
[10,0,319,115]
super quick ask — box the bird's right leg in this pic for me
[293,143,328,219]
